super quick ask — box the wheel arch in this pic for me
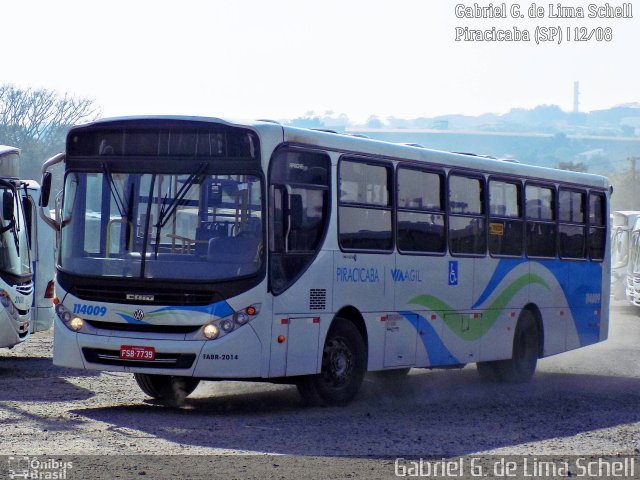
[333,305,369,357]
[522,302,544,358]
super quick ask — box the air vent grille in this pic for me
[72,285,217,306]
[309,289,327,310]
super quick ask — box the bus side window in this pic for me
[558,188,586,259]
[396,167,445,254]
[525,184,556,258]
[488,180,522,257]
[588,192,606,261]
[338,159,393,251]
[448,174,486,255]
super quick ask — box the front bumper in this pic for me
[52,316,262,378]
[0,309,30,348]
[625,275,640,307]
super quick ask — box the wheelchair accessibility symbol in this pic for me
[448,261,458,286]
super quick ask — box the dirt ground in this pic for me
[0,301,638,479]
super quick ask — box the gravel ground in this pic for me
[0,301,638,478]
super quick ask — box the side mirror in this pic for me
[40,172,52,207]
[2,190,14,221]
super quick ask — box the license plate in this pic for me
[120,345,155,361]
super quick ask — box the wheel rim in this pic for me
[321,336,354,388]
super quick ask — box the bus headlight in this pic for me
[220,319,234,333]
[55,303,67,317]
[0,292,19,320]
[198,304,260,341]
[234,312,249,325]
[69,317,84,331]
[203,323,219,339]
[55,302,84,332]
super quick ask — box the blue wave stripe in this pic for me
[471,258,602,347]
[399,311,460,365]
[472,258,526,309]
[116,313,148,325]
[149,300,235,318]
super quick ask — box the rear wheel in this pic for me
[134,373,200,405]
[297,318,367,406]
[504,310,539,383]
[476,310,539,384]
[476,361,501,382]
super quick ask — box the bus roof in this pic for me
[69,116,610,190]
[613,211,640,228]
[281,124,609,190]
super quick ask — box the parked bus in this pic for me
[39,117,610,405]
[610,211,640,300]
[0,146,34,348]
[625,216,640,307]
[21,180,56,333]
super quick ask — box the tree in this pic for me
[0,84,101,181]
[365,115,384,129]
[557,160,588,173]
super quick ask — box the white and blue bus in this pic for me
[0,146,35,348]
[40,117,609,405]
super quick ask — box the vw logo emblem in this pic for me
[133,309,145,321]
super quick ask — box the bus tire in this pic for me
[501,310,539,383]
[296,318,367,406]
[476,361,502,382]
[134,373,200,405]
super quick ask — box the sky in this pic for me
[3,0,639,121]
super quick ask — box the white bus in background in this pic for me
[611,211,640,300]
[625,216,640,307]
[0,147,56,342]
[40,117,609,405]
[0,146,35,347]
[22,180,56,332]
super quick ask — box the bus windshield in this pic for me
[631,231,640,275]
[59,171,263,281]
[611,228,629,268]
[0,184,31,278]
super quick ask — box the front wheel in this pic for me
[134,373,200,405]
[296,318,367,406]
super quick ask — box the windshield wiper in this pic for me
[102,162,127,217]
[102,163,134,251]
[152,163,207,259]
